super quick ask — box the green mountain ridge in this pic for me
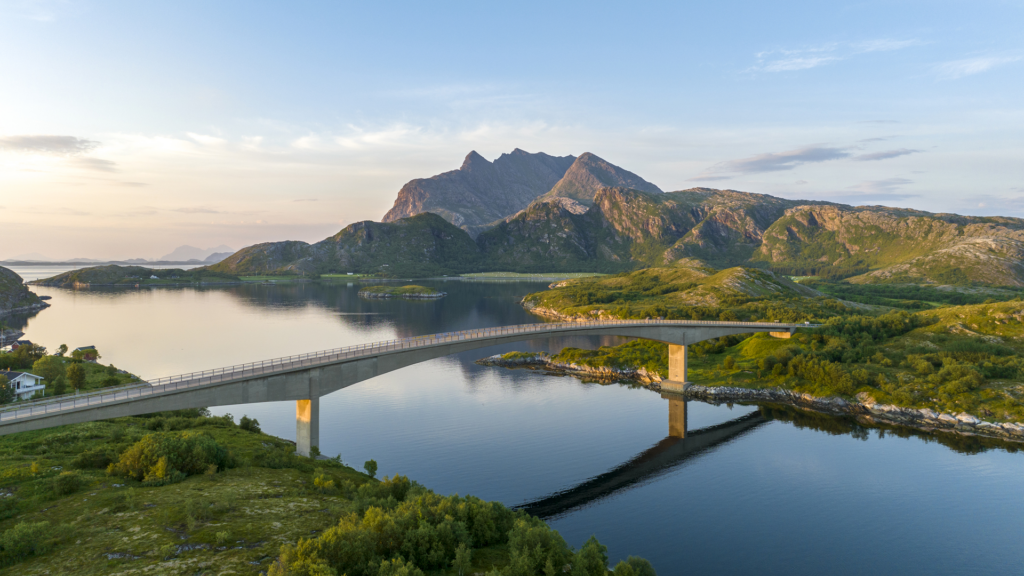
[188,185,1024,287]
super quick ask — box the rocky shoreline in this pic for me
[0,301,50,318]
[477,353,663,384]
[477,353,1024,443]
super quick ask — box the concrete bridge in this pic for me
[518,395,767,519]
[0,319,810,454]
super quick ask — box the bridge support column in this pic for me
[296,398,319,457]
[661,344,690,392]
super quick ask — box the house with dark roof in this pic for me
[0,370,45,400]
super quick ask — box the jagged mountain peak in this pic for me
[537,153,662,206]
[460,150,491,170]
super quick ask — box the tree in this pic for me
[0,375,14,404]
[723,356,736,370]
[56,344,68,357]
[364,459,378,478]
[66,363,86,392]
[239,415,261,433]
[51,376,67,396]
[32,356,64,383]
[452,543,472,576]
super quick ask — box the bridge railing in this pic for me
[0,319,815,422]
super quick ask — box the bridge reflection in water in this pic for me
[516,393,766,519]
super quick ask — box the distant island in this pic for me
[358,285,446,299]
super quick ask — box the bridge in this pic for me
[0,319,811,455]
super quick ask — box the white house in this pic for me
[1,371,45,400]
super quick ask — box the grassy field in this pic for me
[0,411,647,575]
[460,272,606,279]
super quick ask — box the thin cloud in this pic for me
[74,157,118,172]
[857,137,891,142]
[762,56,838,72]
[751,39,917,73]
[854,39,921,53]
[172,207,222,214]
[709,145,851,174]
[934,55,1022,79]
[292,198,319,202]
[688,175,731,182]
[849,177,914,194]
[853,148,921,161]
[0,135,99,155]
[858,120,900,124]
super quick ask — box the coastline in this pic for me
[477,353,1024,443]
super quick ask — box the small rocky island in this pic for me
[358,284,447,299]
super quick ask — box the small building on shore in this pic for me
[0,370,45,400]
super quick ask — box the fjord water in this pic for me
[14,280,1024,575]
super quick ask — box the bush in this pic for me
[0,521,59,566]
[51,472,81,497]
[239,415,261,433]
[71,448,114,470]
[107,431,233,484]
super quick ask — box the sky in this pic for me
[1,0,1022,260]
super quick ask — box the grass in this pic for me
[358,284,444,297]
[460,272,606,279]
[0,412,371,574]
[238,275,305,282]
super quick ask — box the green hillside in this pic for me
[0,412,651,575]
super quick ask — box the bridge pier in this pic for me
[660,344,690,393]
[296,398,319,457]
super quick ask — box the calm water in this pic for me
[12,280,1024,575]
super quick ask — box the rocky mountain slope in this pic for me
[210,213,481,277]
[381,149,575,230]
[0,266,47,316]
[754,205,1024,285]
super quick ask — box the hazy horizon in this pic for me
[2,1,1022,260]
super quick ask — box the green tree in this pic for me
[363,459,378,478]
[572,536,609,576]
[613,557,657,576]
[0,375,14,404]
[32,356,64,383]
[56,344,68,357]
[722,356,736,370]
[452,543,472,576]
[66,363,86,392]
[51,375,67,396]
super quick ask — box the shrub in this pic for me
[51,472,81,497]
[722,356,735,370]
[239,415,261,433]
[71,449,114,470]
[0,521,59,566]
[363,459,377,478]
[107,431,233,484]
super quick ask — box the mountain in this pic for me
[754,204,1024,285]
[208,213,480,277]
[0,266,47,316]
[159,245,234,262]
[219,164,1024,288]
[7,253,53,262]
[203,252,234,264]
[477,187,814,272]
[382,149,576,231]
[534,152,662,206]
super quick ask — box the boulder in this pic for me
[955,412,981,425]
[937,413,959,425]
[918,408,939,420]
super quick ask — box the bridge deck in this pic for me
[0,319,812,426]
